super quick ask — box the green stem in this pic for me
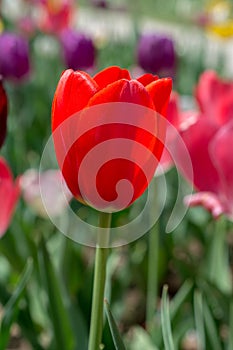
[146,220,159,333]
[228,300,233,350]
[88,212,112,350]
[208,216,231,294]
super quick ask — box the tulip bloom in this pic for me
[20,169,72,218]
[52,66,172,210]
[0,32,30,81]
[60,30,95,70]
[37,0,74,34]
[175,71,233,219]
[0,78,8,148]
[0,158,20,237]
[137,33,176,78]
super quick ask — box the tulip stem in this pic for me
[146,220,159,334]
[146,179,160,334]
[88,211,112,350]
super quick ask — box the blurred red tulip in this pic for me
[176,71,233,219]
[0,158,20,237]
[52,66,172,210]
[0,77,8,149]
[37,0,74,34]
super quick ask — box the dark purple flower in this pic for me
[0,77,8,148]
[90,0,108,9]
[137,33,176,77]
[0,32,30,81]
[60,29,95,71]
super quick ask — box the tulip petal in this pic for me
[52,69,99,130]
[209,120,233,216]
[93,66,131,89]
[195,70,233,125]
[177,118,220,194]
[137,73,158,86]
[88,78,154,108]
[146,78,172,116]
[0,157,20,237]
[184,192,224,219]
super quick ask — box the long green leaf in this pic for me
[194,290,205,350]
[0,258,33,350]
[170,279,193,319]
[104,299,126,350]
[38,236,74,350]
[203,299,222,350]
[161,285,175,350]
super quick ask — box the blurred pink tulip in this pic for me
[159,92,198,173]
[176,71,233,219]
[0,157,20,237]
[20,169,72,218]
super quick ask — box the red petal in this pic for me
[0,79,8,149]
[52,69,99,131]
[177,118,220,194]
[146,78,172,116]
[0,157,20,237]
[88,78,154,108]
[93,66,131,89]
[137,73,158,86]
[210,121,233,215]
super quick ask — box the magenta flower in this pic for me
[0,158,20,237]
[175,71,233,220]
[159,92,198,173]
[0,32,30,81]
[60,29,95,70]
[137,33,176,77]
[0,78,8,149]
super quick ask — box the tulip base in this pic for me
[88,211,112,350]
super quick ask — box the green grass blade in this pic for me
[161,285,175,350]
[194,290,205,350]
[104,299,126,350]
[0,258,33,350]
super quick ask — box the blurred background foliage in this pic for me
[0,0,233,349]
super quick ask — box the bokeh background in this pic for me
[0,0,233,349]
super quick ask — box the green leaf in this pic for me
[38,237,74,350]
[161,285,175,350]
[104,299,126,350]
[203,299,222,350]
[170,279,193,319]
[228,301,233,350]
[126,326,159,350]
[194,290,205,350]
[0,258,33,350]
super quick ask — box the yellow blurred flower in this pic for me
[206,0,233,37]
[0,20,3,33]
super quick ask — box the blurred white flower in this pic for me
[20,169,72,218]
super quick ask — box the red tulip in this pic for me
[175,71,233,219]
[37,0,74,34]
[0,77,8,149]
[0,157,20,237]
[52,66,172,211]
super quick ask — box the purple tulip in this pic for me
[0,32,30,81]
[137,33,176,77]
[60,29,95,71]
